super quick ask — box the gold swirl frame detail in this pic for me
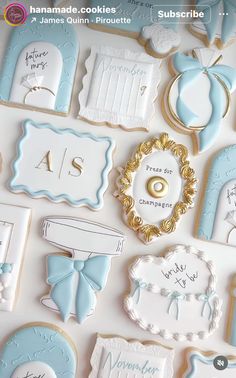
[115,133,197,244]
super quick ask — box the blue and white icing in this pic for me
[41,217,124,324]
[184,350,236,377]
[195,0,236,46]
[0,13,78,114]
[47,255,111,323]
[10,119,115,209]
[198,145,236,242]
[0,323,77,378]
[172,50,236,152]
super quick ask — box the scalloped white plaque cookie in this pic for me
[89,335,174,378]
[78,46,161,131]
[10,119,115,210]
[124,245,222,342]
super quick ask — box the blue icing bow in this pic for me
[47,255,111,323]
[173,52,236,152]
[196,0,236,44]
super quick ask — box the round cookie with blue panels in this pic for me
[0,322,77,378]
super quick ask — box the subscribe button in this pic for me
[151,4,211,24]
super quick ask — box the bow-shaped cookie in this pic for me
[47,255,111,323]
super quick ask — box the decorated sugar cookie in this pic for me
[0,322,77,378]
[78,46,161,131]
[124,245,222,341]
[10,119,115,209]
[89,335,174,378]
[114,133,197,244]
[226,274,236,346]
[88,1,183,58]
[163,48,236,154]
[198,145,236,246]
[0,203,31,312]
[180,348,236,377]
[190,1,236,49]
[0,13,78,115]
[41,216,125,323]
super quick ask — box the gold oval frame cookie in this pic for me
[115,133,197,244]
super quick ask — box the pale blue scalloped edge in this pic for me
[185,353,236,377]
[9,119,115,209]
[198,145,236,240]
[0,13,79,113]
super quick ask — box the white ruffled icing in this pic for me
[141,24,181,55]
[124,245,222,342]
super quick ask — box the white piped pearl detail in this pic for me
[0,272,13,302]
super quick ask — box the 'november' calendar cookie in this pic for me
[0,322,77,378]
[41,216,125,324]
[0,13,79,115]
[89,335,174,378]
[124,245,222,341]
[198,145,236,247]
[163,48,236,154]
[114,133,197,244]
[79,46,161,131]
[10,119,115,210]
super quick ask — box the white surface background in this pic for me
[0,5,236,378]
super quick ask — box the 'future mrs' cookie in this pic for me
[163,48,236,154]
[115,133,197,244]
[79,46,161,131]
[124,245,222,341]
[0,13,79,115]
[198,145,236,247]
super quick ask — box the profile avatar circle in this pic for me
[4,3,28,26]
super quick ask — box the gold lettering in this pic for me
[35,151,53,172]
[68,157,83,177]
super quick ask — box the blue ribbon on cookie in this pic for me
[196,0,236,45]
[47,255,111,323]
[173,51,236,152]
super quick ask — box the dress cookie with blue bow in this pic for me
[40,217,125,324]
[190,1,236,49]
[124,245,222,342]
[0,13,79,115]
[163,48,236,154]
[198,145,236,247]
[0,322,77,378]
